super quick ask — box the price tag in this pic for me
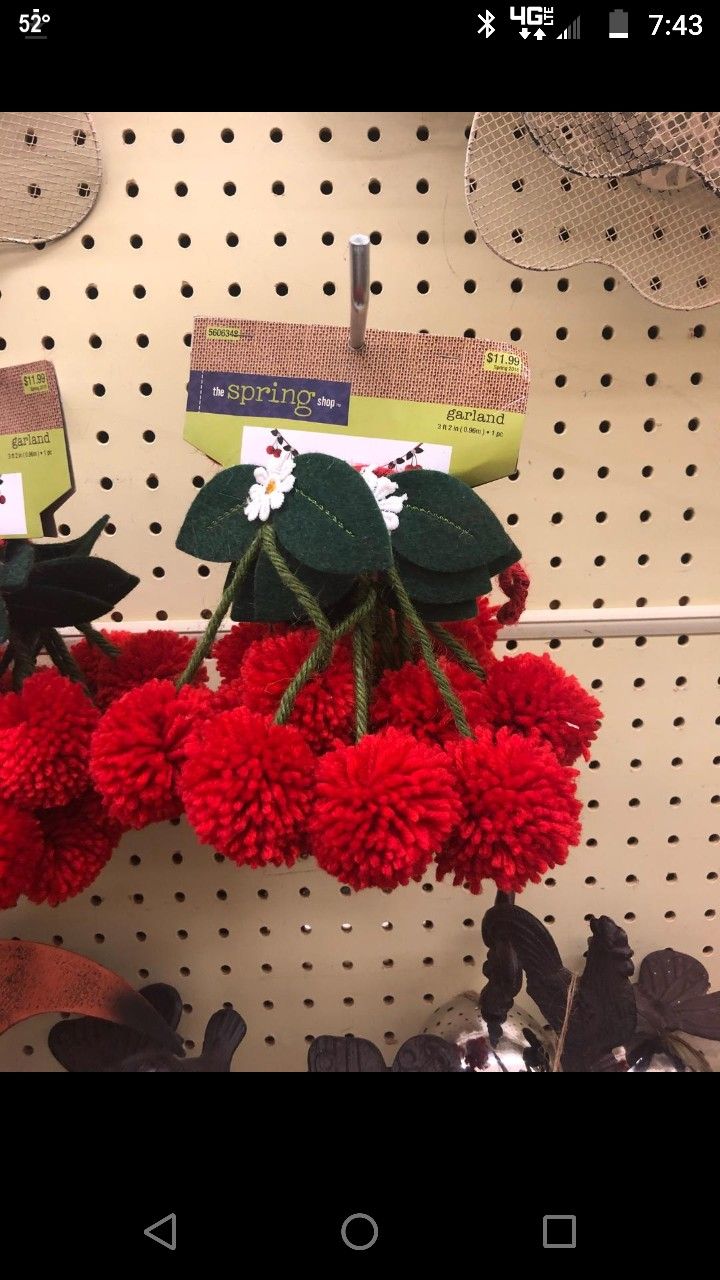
[483,350,523,375]
[22,371,50,395]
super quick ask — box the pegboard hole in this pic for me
[368,178,381,194]
[224,181,237,196]
[126,180,139,197]
[180,282,194,298]
[132,284,145,299]
[276,282,288,296]
[368,126,381,142]
[37,285,51,300]
[82,234,94,248]
[273,232,285,247]
[688,416,700,431]
[511,278,523,292]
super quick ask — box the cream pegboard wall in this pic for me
[0,112,718,1072]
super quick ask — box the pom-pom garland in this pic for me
[0,669,99,810]
[28,790,123,906]
[239,629,356,753]
[309,728,461,890]
[436,728,582,894]
[0,801,44,909]
[90,679,214,828]
[72,629,207,710]
[473,652,602,765]
[371,658,486,746]
[180,705,315,867]
[213,623,281,684]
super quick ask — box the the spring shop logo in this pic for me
[189,371,351,425]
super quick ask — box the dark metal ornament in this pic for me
[481,900,636,1071]
[307,1033,464,1072]
[423,993,551,1072]
[49,983,247,1072]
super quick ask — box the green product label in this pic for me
[184,393,523,489]
[0,428,72,538]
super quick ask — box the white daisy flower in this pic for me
[244,453,296,522]
[360,467,408,532]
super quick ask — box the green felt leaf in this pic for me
[253,551,353,622]
[176,466,258,562]
[484,546,522,577]
[416,597,479,622]
[33,515,110,562]
[395,554,491,605]
[0,540,35,590]
[227,553,352,623]
[392,470,519,573]
[0,595,8,644]
[6,557,139,628]
[274,453,392,574]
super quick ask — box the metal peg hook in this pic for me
[349,233,370,350]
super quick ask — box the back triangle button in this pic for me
[144,1213,177,1251]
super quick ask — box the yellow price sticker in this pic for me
[483,350,522,375]
[22,371,50,395]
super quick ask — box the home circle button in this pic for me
[340,1213,379,1251]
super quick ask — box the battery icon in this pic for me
[609,8,629,36]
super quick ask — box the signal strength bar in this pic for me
[557,14,581,37]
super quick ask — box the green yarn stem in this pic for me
[10,631,38,690]
[274,586,377,730]
[176,534,261,690]
[275,631,333,726]
[42,629,91,691]
[352,618,372,741]
[427,622,486,680]
[77,622,121,659]
[396,614,414,664]
[387,565,474,739]
[260,525,332,636]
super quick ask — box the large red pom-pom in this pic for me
[90,679,213,828]
[27,791,123,906]
[308,728,461,890]
[371,658,485,746]
[437,727,582,894]
[180,705,315,867]
[240,630,355,753]
[213,623,279,683]
[473,652,602,764]
[0,669,99,809]
[72,630,207,710]
[0,801,44,909]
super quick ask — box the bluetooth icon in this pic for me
[477,9,496,36]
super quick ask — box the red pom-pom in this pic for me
[240,630,355,753]
[211,677,245,714]
[72,630,207,710]
[0,801,44,909]
[309,728,460,890]
[372,658,485,746]
[0,669,99,809]
[437,727,582,894]
[90,679,213,828]
[213,623,282,683]
[180,705,315,867]
[474,652,602,764]
[27,791,123,906]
